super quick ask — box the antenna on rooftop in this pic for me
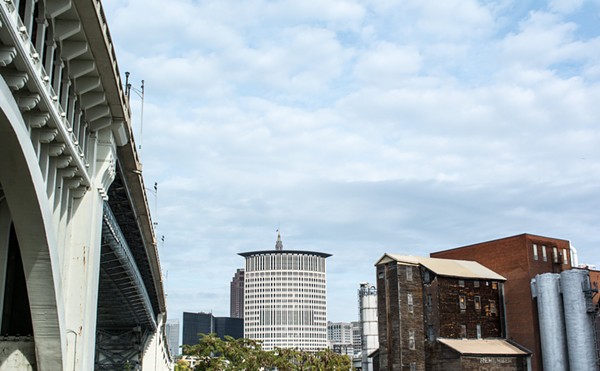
[275,229,283,251]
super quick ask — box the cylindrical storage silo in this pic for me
[533,273,568,371]
[560,269,597,371]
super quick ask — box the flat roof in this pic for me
[376,254,505,281]
[238,250,332,258]
[433,233,570,255]
[438,338,529,356]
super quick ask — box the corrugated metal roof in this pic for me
[438,338,529,355]
[375,254,506,281]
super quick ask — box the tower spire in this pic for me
[275,229,283,251]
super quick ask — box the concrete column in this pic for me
[0,196,12,325]
[62,126,114,370]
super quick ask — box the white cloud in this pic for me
[353,42,422,85]
[102,0,600,323]
[498,11,600,70]
[549,0,585,14]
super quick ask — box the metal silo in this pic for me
[359,283,379,371]
[560,269,597,370]
[532,273,568,371]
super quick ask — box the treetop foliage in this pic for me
[181,333,352,370]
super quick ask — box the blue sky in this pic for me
[102,0,600,323]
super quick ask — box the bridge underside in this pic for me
[95,164,160,370]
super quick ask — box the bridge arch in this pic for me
[0,77,65,369]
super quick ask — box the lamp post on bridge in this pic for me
[146,181,158,227]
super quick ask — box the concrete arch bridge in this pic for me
[0,0,171,369]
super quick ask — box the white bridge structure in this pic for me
[0,0,171,370]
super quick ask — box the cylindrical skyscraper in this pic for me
[239,232,331,351]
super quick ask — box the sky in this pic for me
[102,0,600,324]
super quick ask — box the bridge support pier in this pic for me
[62,128,116,371]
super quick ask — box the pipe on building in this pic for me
[570,244,579,267]
[532,273,568,371]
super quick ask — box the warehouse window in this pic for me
[409,330,415,350]
[553,247,559,263]
[459,280,465,287]
[407,294,414,313]
[474,280,480,288]
[459,295,466,312]
[406,266,413,281]
[474,296,481,311]
[542,245,547,262]
[533,244,538,260]
[460,325,467,338]
[563,249,568,265]
[476,324,482,339]
[490,300,497,316]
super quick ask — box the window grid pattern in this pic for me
[244,252,328,351]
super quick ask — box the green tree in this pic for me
[183,333,352,370]
[174,359,191,371]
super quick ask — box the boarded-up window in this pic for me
[490,300,497,315]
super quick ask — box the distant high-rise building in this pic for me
[230,268,245,318]
[327,321,353,344]
[351,321,361,356]
[358,282,378,371]
[328,321,354,355]
[182,312,243,346]
[165,319,180,356]
[239,232,331,351]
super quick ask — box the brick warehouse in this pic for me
[376,254,529,371]
[430,234,574,371]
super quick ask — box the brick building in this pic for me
[431,234,572,371]
[376,254,529,371]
